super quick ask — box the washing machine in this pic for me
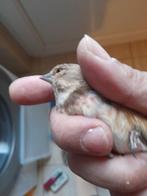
[0,65,51,196]
[0,65,20,195]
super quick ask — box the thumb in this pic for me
[77,35,147,115]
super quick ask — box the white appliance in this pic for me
[0,65,51,196]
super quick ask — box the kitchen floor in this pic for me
[26,141,110,196]
[25,39,147,196]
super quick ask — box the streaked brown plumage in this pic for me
[41,63,147,154]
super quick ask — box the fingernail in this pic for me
[80,126,110,154]
[83,34,98,52]
[83,34,111,60]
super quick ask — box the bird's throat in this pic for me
[55,90,72,107]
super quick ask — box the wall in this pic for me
[0,23,147,76]
[31,39,147,75]
[93,0,147,46]
[0,24,32,75]
[1,0,147,57]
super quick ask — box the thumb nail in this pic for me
[83,35,111,60]
[80,126,112,155]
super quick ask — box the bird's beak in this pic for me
[40,73,53,84]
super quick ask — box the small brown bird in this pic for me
[41,63,147,155]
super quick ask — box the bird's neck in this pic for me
[55,83,90,107]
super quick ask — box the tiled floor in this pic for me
[29,141,109,196]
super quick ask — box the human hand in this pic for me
[9,35,147,195]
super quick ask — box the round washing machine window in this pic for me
[0,95,13,173]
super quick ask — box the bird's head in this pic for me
[40,63,89,106]
[40,63,87,92]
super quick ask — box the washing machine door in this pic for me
[0,65,20,196]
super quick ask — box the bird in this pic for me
[40,63,147,155]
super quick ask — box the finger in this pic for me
[9,75,54,105]
[68,153,147,193]
[77,35,147,115]
[111,189,147,196]
[50,108,113,156]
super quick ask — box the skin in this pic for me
[9,35,147,195]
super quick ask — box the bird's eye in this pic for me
[56,67,62,73]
